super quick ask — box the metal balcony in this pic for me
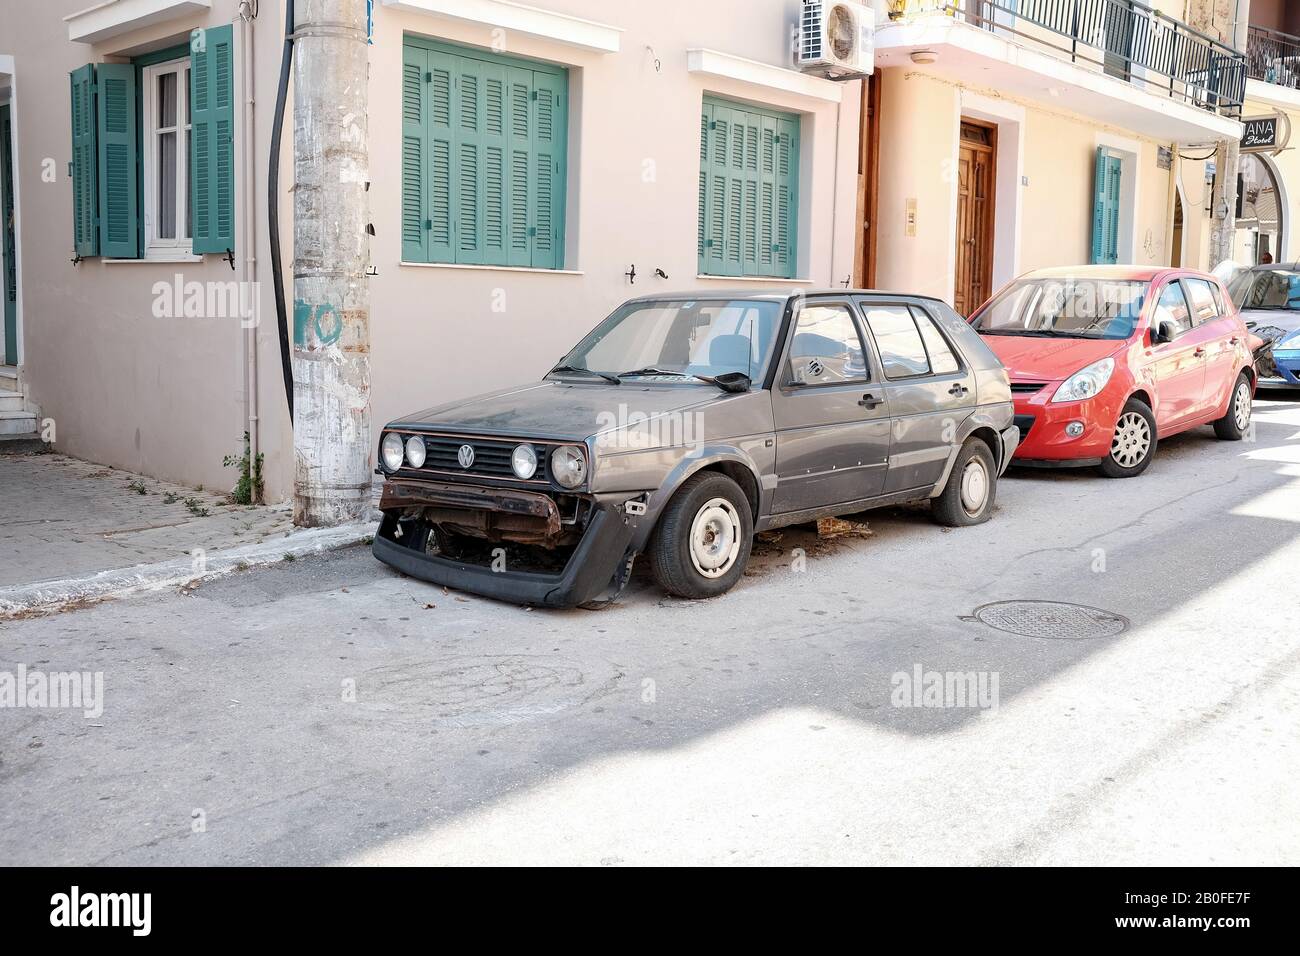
[898,0,1246,119]
[1247,23,1300,90]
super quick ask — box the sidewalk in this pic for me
[0,454,372,614]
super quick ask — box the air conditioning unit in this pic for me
[797,1,875,78]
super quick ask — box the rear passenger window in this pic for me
[787,304,869,386]
[1182,279,1219,325]
[912,308,960,375]
[1154,282,1193,337]
[1209,282,1226,315]
[864,306,931,379]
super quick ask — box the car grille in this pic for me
[1013,415,1036,442]
[413,435,551,483]
[1009,382,1047,394]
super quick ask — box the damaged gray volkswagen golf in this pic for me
[372,290,1019,607]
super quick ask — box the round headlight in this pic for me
[512,443,538,479]
[381,433,405,472]
[404,435,427,469]
[550,444,587,489]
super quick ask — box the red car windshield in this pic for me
[972,279,1147,340]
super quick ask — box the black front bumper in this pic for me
[372,493,637,608]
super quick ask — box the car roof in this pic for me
[1020,264,1171,281]
[625,288,950,305]
[1244,261,1300,272]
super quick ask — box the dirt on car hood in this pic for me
[388,380,730,442]
[979,334,1125,382]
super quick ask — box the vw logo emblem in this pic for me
[457,444,475,469]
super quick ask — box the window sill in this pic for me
[105,254,205,264]
[697,274,813,283]
[400,261,584,276]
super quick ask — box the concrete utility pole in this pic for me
[292,0,372,526]
[1205,0,1251,268]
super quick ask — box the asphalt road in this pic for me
[2,395,1299,865]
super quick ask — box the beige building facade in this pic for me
[0,0,1255,503]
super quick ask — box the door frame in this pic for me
[854,73,881,289]
[954,117,997,315]
[0,56,22,369]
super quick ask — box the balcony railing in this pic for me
[1247,23,1300,90]
[895,1,1246,119]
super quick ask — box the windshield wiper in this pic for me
[548,364,621,384]
[617,368,751,393]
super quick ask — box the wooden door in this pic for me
[954,121,995,316]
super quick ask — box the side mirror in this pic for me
[1152,320,1177,344]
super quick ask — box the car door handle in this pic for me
[858,392,884,409]
[1229,336,1240,346]
[1194,347,1207,358]
[948,383,969,396]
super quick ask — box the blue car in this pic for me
[1274,328,1300,386]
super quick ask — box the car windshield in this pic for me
[554,298,783,382]
[972,278,1147,340]
[1227,268,1300,311]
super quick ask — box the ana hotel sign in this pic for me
[1241,114,1290,154]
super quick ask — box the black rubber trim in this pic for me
[1011,457,1105,469]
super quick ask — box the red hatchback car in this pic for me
[968,266,1256,477]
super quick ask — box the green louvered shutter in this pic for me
[700,97,798,279]
[697,104,710,270]
[428,50,455,262]
[530,71,566,269]
[1091,147,1121,265]
[505,68,532,267]
[191,25,235,255]
[401,44,429,262]
[453,58,484,263]
[773,117,799,278]
[479,63,509,264]
[402,39,566,268]
[95,63,138,259]
[702,104,728,274]
[69,65,99,257]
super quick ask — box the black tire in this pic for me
[1213,372,1253,441]
[932,438,998,527]
[648,472,754,600]
[1099,398,1158,478]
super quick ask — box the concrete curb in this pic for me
[0,522,374,618]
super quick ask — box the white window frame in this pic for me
[141,58,191,259]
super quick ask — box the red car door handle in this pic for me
[1229,337,1240,345]
[1194,347,1207,358]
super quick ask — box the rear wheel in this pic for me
[648,472,753,600]
[1099,398,1157,478]
[1213,372,1253,441]
[932,438,997,527]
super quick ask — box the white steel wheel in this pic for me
[1233,380,1252,433]
[1111,411,1152,469]
[958,457,989,517]
[688,497,741,579]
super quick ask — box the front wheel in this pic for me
[1213,372,1253,441]
[932,438,997,527]
[1099,398,1157,478]
[648,472,754,600]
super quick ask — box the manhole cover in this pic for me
[970,601,1129,640]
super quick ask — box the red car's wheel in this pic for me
[1099,398,1157,478]
[1213,372,1253,441]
